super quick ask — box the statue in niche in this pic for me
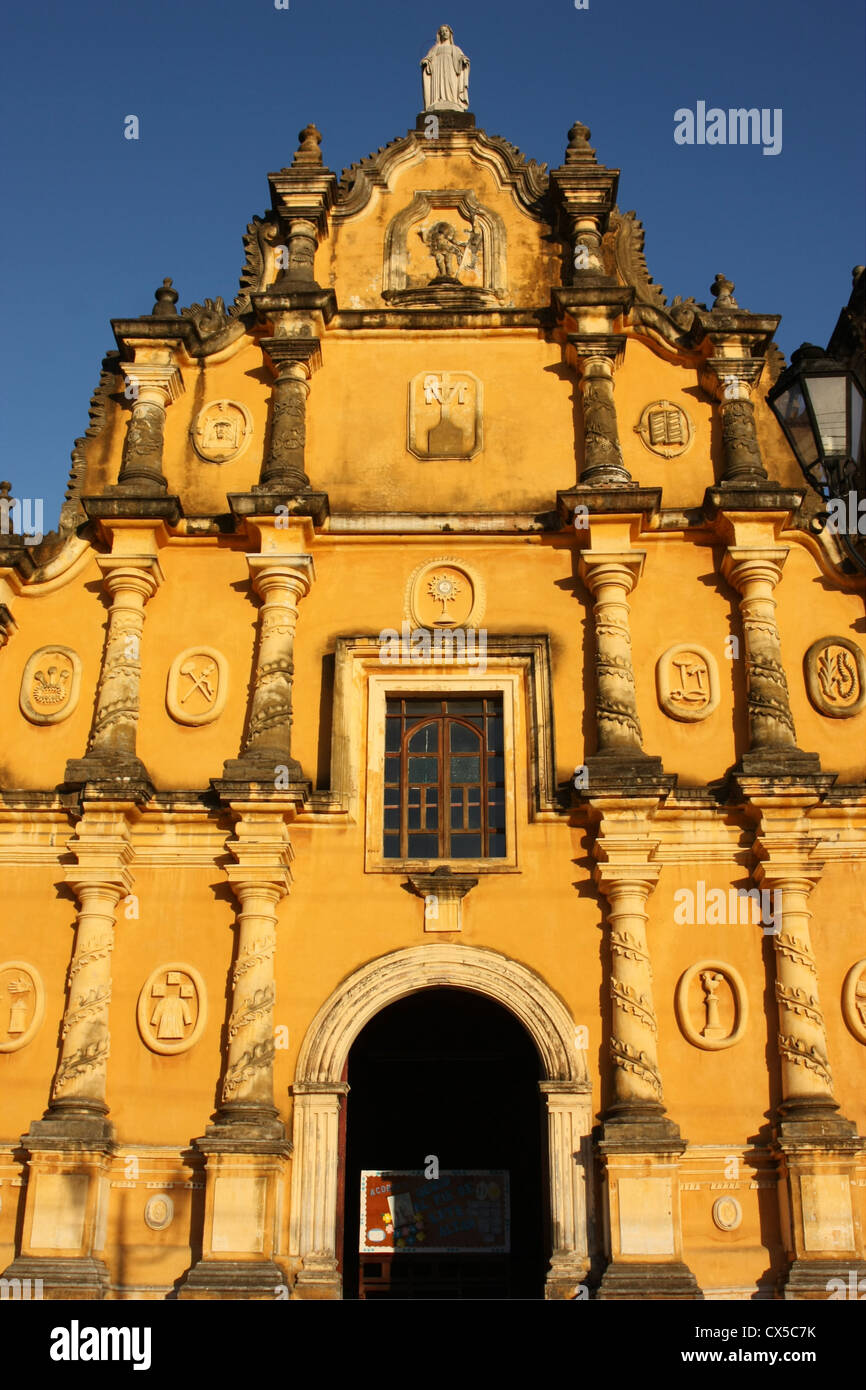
[421,26,470,112]
[419,215,481,282]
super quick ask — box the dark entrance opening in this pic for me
[342,987,546,1299]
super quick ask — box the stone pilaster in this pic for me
[751,806,865,1298]
[590,805,700,1299]
[539,1081,594,1299]
[288,1083,349,1299]
[721,545,820,775]
[2,810,134,1298]
[181,811,293,1299]
[66,554,163,791]
[221,552,314,790]
[116,361,184,495]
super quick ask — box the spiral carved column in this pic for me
[66,556,163,787]
[753,819,864,1298]
[722,546,819,773]
[116,362,183,494]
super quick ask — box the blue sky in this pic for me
[1,0,863,528]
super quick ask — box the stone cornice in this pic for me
[335,127,550,220]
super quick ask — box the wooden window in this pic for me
[383,697,506,860]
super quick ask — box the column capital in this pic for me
[578,549,645,595]
[699,356,764,403]
[721,545,788,593]
[246,552,314,599]
[568,338,628,373]
[260,335,323,380]
[96,554,165,602]
[121,361,185,406]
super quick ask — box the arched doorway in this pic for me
[343,988,544,1299]
[288,944,594,1299]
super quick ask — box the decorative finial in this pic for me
[0,481,11,500]
[853,265,865,285]
[152,278,179,317]
[293,124,323,166]
[421,26,470,112]
[565,122,596,163]
[711,274,738,308]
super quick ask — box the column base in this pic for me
[601,1105,685,1151]
[733,749,823,779]
[291,1253,342,1300]
[214,760,311,802]
[544,1253,591,1300]
[24,1106,114,1149]
[0,1255,110,1301]
[199,1114,289,1150]
[784,1258,866,1301]
[63,753,154,800]
[230,488,329,527]
[597,1260,703,1300]
[178,1258,288,1301]
[579,753,676,797]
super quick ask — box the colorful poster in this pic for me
[360,1170,510,1254]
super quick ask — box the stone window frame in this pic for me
[329,636,558,875]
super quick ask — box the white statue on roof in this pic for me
[421,26,470,112]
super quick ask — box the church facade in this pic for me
[1,38,865,1300]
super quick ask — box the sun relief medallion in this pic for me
[0,960,45,1052]
[19,646,82,724]
[190,400,253,464]
[656,644,719,722]
[166,647,228,726]
[137,964,207,1056]
[804,637,866,718]
[406,558,485,629]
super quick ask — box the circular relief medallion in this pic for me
[405,558,485,629]
[712,1196,742,1232]
[0,961,45,1052]
[842,959,866,1044]
[190,400,253,464]
[656,643,719,722]
[137,964,207,1056]
[634,400,694,458]
[166,647,228,726]
[803,637,866,718]
[675,960,748,1051]
[19,646,82,725]
[144,1194,175,1231]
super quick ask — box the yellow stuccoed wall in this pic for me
[1,117,864,1302]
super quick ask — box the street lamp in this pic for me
[768,344,865,570]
